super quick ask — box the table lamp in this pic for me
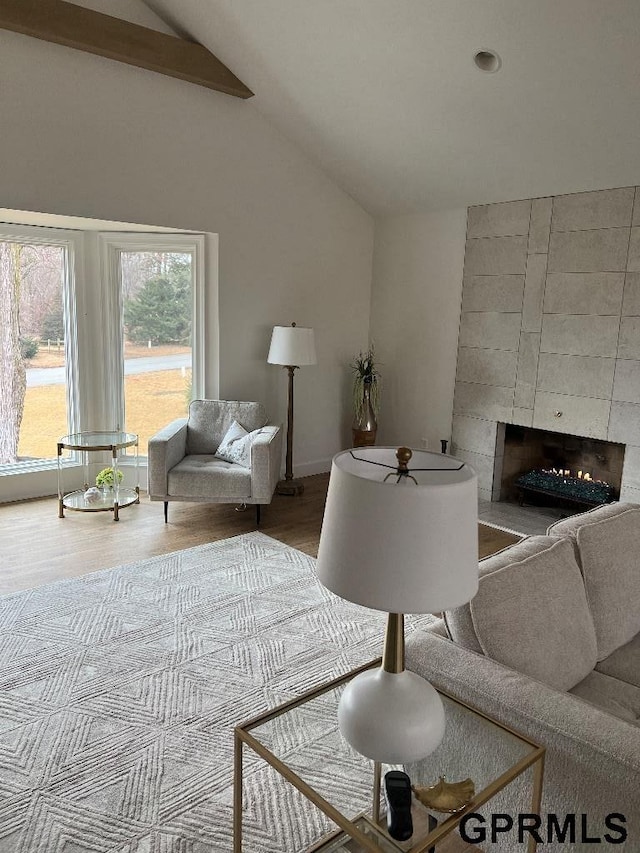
[267,322,316,496]
[315,446,478,764]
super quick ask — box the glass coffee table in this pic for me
[234,660,545,853]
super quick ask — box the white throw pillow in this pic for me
[215,420,258,468]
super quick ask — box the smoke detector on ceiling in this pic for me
[473,50,502,73]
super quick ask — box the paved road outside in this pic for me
[26,353,191,387]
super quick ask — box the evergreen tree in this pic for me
[124,266,191,345]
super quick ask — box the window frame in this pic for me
[0,223,82,475]
[97,232,206,446]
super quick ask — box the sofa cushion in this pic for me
[186,400,267,455]
[546,501,640,539]
[444,536,561,654]
[596,632,640,688]
[573,506,640,660]
[569,670,640,726]
[469,538,598,691]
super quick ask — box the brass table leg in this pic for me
[233,730,243,853]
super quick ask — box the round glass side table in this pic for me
[57,431,139,521]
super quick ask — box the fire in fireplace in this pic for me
[516,467,614,509]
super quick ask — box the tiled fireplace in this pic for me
[450,185,640,508]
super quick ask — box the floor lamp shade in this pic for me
[315,447,478,763]
[267,325,316,367]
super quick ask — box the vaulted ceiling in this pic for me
[146,1,640,215]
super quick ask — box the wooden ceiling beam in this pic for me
[0,0,254,99]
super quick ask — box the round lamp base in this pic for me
[338,668,445,764]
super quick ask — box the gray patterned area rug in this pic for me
[0,532,433,853]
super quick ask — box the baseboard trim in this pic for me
[292,458,332,478]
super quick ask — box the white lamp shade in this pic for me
[316,447,478,614]
[267,325,316,366]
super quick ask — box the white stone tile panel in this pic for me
[467,200,532,238]
[609,401,640,445]
[622,273,640,316]
[450,446,495,492]
[528,197,552,254]
[621,445,640,492]
[451,415,499,456]
[551,188,634,232]
[612,359,640,403]
[454,382,514,422]
[464,235,528,276]
[522,253,548,332]
[533,392,611,439]
[514,332,540,408]
[458,312,521,351]
[633,188,640,227]
[461,275,524,313]
[548,228,630,273]
[543,272,624,315]
[512,408,534,427]
[540,314,620,358]
[478,486,493,502]
[537,353,615,399]
[627,228,640,272]
[618,317,640,360]
[456,347,517,388]
[620,484,640,503]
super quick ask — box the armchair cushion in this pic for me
[168,456,251,500]
[186,400,267,455]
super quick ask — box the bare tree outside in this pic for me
[0,243,27,463]
[0,241,65,464]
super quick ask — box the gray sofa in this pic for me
[406,502,640,850]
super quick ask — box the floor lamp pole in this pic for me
[277,365,304,496]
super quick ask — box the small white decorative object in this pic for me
[84,487,101,504]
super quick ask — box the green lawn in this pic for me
[19,369,191,459]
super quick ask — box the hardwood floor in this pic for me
[0,473,519,594]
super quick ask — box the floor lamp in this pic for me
[268,323,316,496]
[315,446,478,764]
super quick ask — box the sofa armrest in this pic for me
[405,629,640,847]
[147,418,188,499]
[250,425,283,502]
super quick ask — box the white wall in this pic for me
[370,210,467,451]
[0,27,373,496]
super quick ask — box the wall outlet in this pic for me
[420,437,429,449]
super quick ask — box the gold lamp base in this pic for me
[276,478,304,496]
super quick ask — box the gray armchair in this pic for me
[148,400,283,525]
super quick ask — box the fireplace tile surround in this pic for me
[451,186,640,505]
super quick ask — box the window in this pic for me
[0,228,78,469]
[100,235,205,456]
[0,218,213,503]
